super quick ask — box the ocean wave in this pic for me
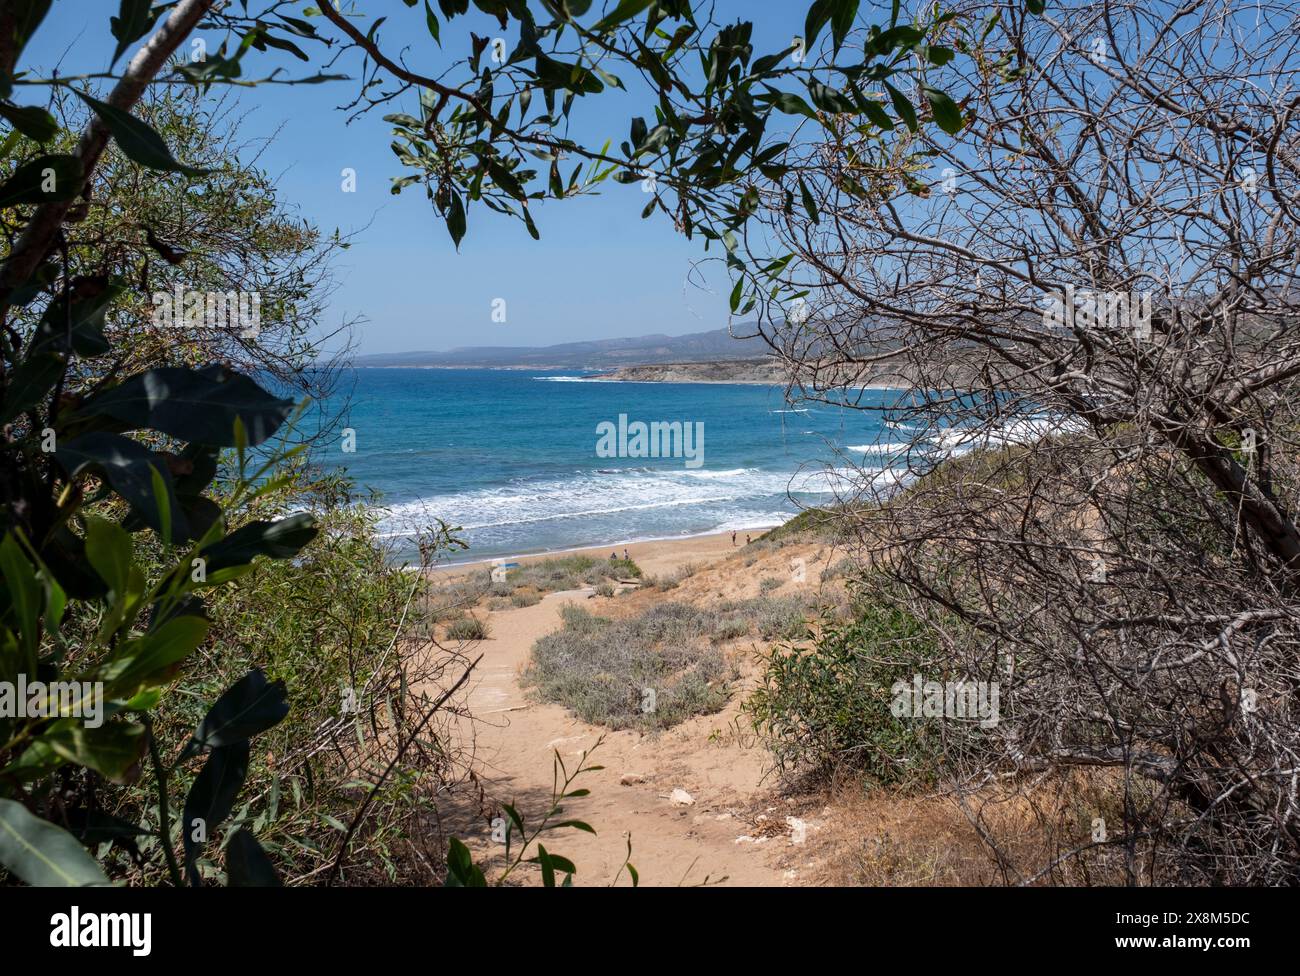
[846,441,914,453]
[933,415,1083,452]
[678,467,753,479]
[374,464,862,537]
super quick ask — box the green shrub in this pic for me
[445,615,490,641]
[505,554,641,592]
[746,593,993,786]
[522,604,735,730]
[712,615,752,641]
[718,594,811,640]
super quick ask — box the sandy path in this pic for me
[439,585,798,887]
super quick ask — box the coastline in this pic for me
[426,526,780,578]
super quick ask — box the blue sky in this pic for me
[27,0,819,354]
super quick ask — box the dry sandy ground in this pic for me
[429,533,846,887]
[430,530,752,580]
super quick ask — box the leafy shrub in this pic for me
[712,615,752,641]
[445,615,490,641]
[747,596,976,785]
[506,555,640,592]
[522,604,735,730]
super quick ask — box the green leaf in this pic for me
[0,1,52,99]
[182,741,249,884]
[226,828,281,886]
[423,0,441,45]
[729,277,744,313]
[443,836,487,886]
[0,798,108,886]
[551,819,596,834]
[84,515,132,596]
[534,842,556,886]
[36,719,146,785]
[446,191,466,249]
[56,432,190,542]
[763,89,819,121]
[592,0,653,34]
[97,615,209,697]
[884,82,917,132]
[0,154,82,207]
[807,79,855,115]
[198,513,318,574]
[830,0,861,53]
[74,91,210,177]
[183,669,289,758]
[109,0,159,66]
[927,45,954,66]
[0,350,63,426]
[806,0,860,53]
[861,97,894,131]
[0,102,57,142]
[0,533,39,670]
[923,85,964,135]
[798,177,820,224]
[76,366,295,448]
[30,279,123,358]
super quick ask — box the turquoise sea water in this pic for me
[314,368,912,562]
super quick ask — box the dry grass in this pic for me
[803,770,1137,886]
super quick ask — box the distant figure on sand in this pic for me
[746,534,752,545]
[609,551,617,561]
[623,548,630,561]
[731,530,736,546]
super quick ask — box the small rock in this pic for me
[619,773,646,786]
[786,816,808,844]
[669,788,695,807]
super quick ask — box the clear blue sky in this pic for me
[27,0,817,354]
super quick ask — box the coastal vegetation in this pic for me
[3,0,1291,891]
[523,603,736,730]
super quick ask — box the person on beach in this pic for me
[609,551,617,561]
[746,534,752,545]
[623,548,630,561]
[731,530,736,546]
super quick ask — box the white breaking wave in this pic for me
[933,415,1083,453]
[678,467,752,479]
[846,441,914,454]
[375,464,866,538]
[533,375,608,383]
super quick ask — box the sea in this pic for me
[307,367,1031,564]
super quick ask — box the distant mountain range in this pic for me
[352,326,772,368]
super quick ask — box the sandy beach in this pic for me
[430,528,777,579]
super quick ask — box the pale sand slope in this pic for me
[434,534,839,887]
